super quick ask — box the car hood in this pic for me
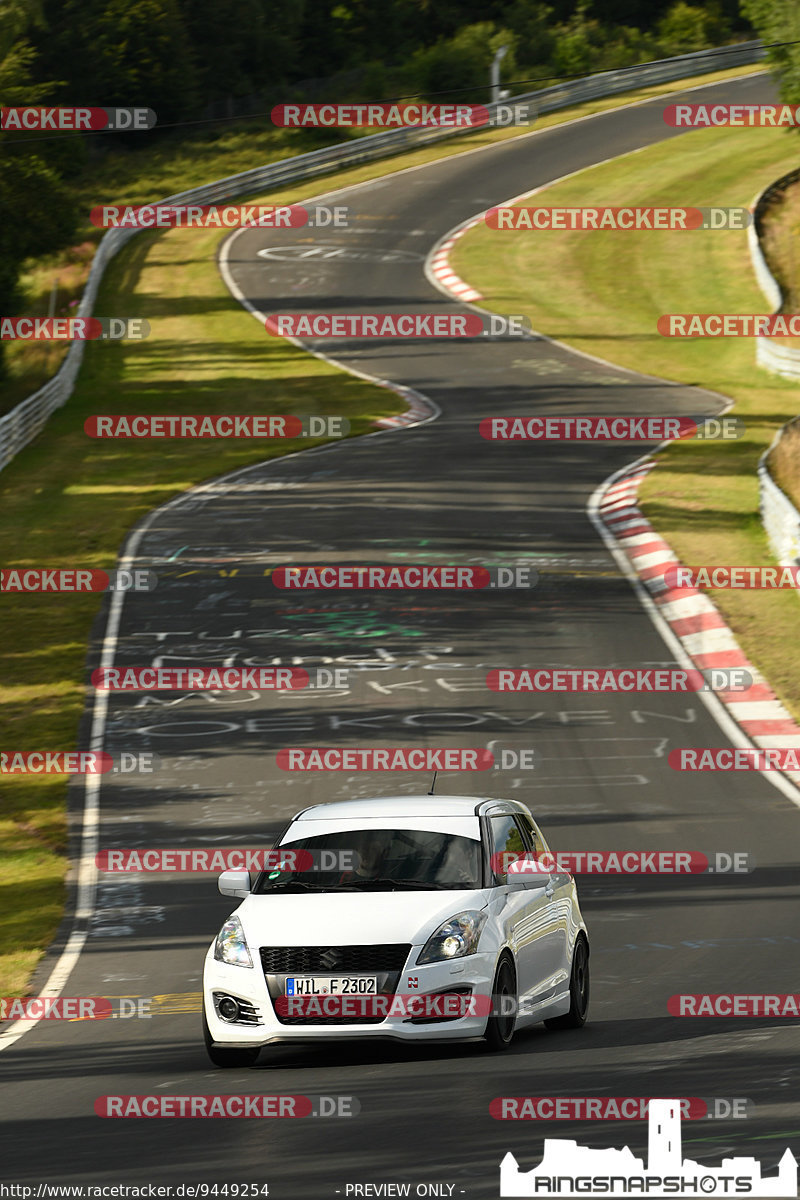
[235,889,489,948]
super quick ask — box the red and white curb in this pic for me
[428,217,484,302]
[597,460,800,787]
[373,382,438,429]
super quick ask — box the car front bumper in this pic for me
[203,943,497,1045]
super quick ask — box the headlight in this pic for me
[417,910,487,964]
[214,915,253,968]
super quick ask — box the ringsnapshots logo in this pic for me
[1,568,156,593]
[84,415,348,438]
[499,1098,798,1197]
[486,207,750,231]
[0,318,149,340]
[266,313,529,339]
[479,416,745,441]
[0,106,156,131]
[271,101,536,128]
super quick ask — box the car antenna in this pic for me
[428,770,437,795]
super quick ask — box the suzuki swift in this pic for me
[202,795,589,1066]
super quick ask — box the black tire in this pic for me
[544,936,589,1030]
[203,1007,260,1068]
[483,956,517,1051]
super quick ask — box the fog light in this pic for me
[217,995,240,1022]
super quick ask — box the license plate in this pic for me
[285,976,378,996]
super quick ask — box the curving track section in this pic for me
[1,72,799,1198]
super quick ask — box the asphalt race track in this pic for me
[2,72,799,1198]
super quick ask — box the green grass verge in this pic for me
[453,121,800,722]
[0,60,769,1000]
[0,222,403,997]
[3,60,761,413]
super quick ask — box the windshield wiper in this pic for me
[258,879,330,893]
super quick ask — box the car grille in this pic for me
[260,944,411,1025]
[260,944,411,974]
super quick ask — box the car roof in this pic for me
[291,796,533,821]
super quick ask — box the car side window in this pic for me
[489,814,531,883]
[520,813,548,856]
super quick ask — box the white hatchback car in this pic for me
[202,795,589,1066]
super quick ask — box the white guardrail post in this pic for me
[0,40,764,473]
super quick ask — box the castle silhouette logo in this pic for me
[500,1099,797,1197]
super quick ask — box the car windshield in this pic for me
[253,826,482,893]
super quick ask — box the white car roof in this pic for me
[291,795,531,821]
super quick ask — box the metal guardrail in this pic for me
[0,40,765,473]
[749,166,800,379]
[745,172,800,575]
[759,423,800,569]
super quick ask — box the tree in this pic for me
[740,0,800,106]
[409,23,518,103]
[37,0,197,123]
[0,1,77,379]
[656,2,730,55]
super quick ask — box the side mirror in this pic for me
[506,857,550,887]
[218,870,251,898]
